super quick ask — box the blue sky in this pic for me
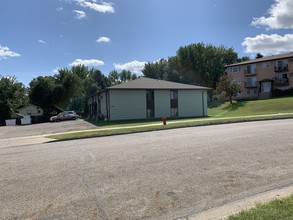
[1,0,293,86]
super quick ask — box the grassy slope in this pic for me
[209,97,293,118]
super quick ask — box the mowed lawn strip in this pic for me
[47,98,293,140]
[227,194,293,220]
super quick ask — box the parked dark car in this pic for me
[50,111,79,122]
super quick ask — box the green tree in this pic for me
[216,74,242,104]
[0,75,28,119]
[108,70,137,85]
[142,59,167,80]
[29,65,109,117]
[256,53,264,59]
[108,70,120,85]
[29,70,82,116]
[237,56,251,62]
[176,43,238,88]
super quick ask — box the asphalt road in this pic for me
[1,119,293,219]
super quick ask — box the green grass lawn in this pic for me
[209,96,293,118]
[228,194,293,220]
[48,96,293,140]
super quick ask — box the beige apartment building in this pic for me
[226,52,293,99]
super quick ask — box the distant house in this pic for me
[88,77,210,121]
[18,104,43,116]
[226,52,293,99]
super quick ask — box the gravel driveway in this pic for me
[0,119,97,139]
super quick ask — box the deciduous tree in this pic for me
[216,74,242,104]
[0,75,28,119]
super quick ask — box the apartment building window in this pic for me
[276,59,288,71]
[276,73,287,79]
[246,77,257,87]
[247,64,256,74]
[170,90,178,117]
[262,62,270,68]
[146,90,154,118]
[230,66,241,73]
[246,89,257,95]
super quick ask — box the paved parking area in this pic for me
[0,119,96,139]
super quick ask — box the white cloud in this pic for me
[114,60,146,73]
[73,10,86,19]
[56,7,63,12]
[69,59,105,66]
[53,67,60,74]
[252,0,293,29]
[38,40,46,44]
[0,45,21,60]
[242,33,293,55]
[96,36,110,43]
[70,0,114,13]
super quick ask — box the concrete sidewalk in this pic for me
[0,135,53,148]
[185,183,293,220]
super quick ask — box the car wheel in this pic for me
[56,118,61,122]
[72,117,76,120]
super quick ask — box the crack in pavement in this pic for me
[78,148,109,220]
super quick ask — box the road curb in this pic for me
[184,184,293,220]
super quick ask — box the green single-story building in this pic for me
[88,77,210,121]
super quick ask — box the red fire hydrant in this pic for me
[162,117,167,125]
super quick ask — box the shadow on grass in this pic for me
[222,101,247,111]
[208,101,223,109]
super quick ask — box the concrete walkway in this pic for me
[0,135,53,148]
[186,184,293,220]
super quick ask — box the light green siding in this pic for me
[178,90,207,117]
[154,90,170,118]
[109,90,146,120]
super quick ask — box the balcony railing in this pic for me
[275,64,288,72]
[245,81,258,88]
[274,78,289,86]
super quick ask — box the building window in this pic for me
[262,62,270,68]
[276,73,287,79]
[245,77,257,87]
[246,89,257,95]
[230,66,240,73]
[170,90,178,117]
[146,90,154,118]
[27,110,32,115]
[246,64,256,74]
[276,59,288,71]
